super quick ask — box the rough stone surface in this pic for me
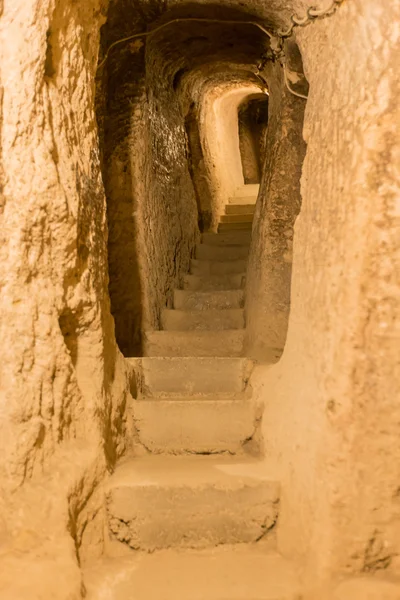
[143,329,246,357]
[245,56,306,358]
[0,0,131,596]
[1,0,399,597]
[84,546,300,600]
[105,456,280,551]
[330,578,400,600]
[250,0,400,595]
[133,398,260,454]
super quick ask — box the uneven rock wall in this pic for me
[98,40,148,356]
[99,17,200,355]
[255,0,400,593]
[246,57,306,359]
[144,28,200,316]
[0,0,131,595]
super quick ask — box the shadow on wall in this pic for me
[238,94,269,185]
[245,38,307,361]
[105,156,144,357]
[184,102,214,232]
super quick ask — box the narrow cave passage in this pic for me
[96,4,280,359]
[2,1,398,599]
[238,93,269,184]
[88,2,307,596]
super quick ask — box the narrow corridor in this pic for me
[84,188,298,598]
[0,1,398,599]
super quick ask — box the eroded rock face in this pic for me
[0,0,131,595]
[256,0,400,593]
[1,0,399,598]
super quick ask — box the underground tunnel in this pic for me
[0,1,399,599]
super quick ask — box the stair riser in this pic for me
[190,259,247,276]
[196,244,249,261]
[134,400,257,454]
[201,232,251,246]
[220,214,254,224]
[173,289,244,310]
[225,204,256,215]
[107,483,279,551]
[143,330,245,357]
[228,196,258,205]
[183,274,245,291]
[161,308,245,331]
[130,357,251,395]
[218,222,253,232]
[232,184,259,198]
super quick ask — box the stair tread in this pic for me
[129,356,251,395]
[201,232,251,246]
[225,204,256,215]
[218,222,253,232]
[190,258,247,276]
[106,455,279,489]
[161,308,245,331]
[84,547,299,600]
[174,289,244,310]
[143,330,245,357]
[183,273,245,291]
[220,214,254,223]
[196,243,249,260]
[133,400,259,455]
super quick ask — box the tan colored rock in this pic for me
[332,578,400,600]
[106,456,280,551]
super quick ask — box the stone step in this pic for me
[105,456,280,552]
[201,231,251,246]
[183,273,245,291]
[84,546,299,600]
[228,195,258,205]
[232,183,259,198]
[143,330,245,357]
[218,222,253,232]
[129,356,252,396]
[190,258,247,276]
[161,308,245,331]
[133,397,259,454]
[225,204,256,215]
[220,214,254,224]
[174,289,244,310]
[196,243,249,261]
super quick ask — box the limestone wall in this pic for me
[0,0,131,595]
[253,0,400,593]
[245,57,306,359]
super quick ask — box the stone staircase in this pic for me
[84,200,299,599]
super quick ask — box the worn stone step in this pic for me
[201,231,251,246]
[183,273,245,291]
[133,398,259,454]
[225,204,256,215]
[161,308,245,331]
[105,456,280,552]
[228,195,258,205]
[232,183,259,198]
[129,356,252,396]
[85,547,299,600]
[218,222,253,232]
[196,243,249,261]
[174,289,244,310]
[220,214,254,224]
[190,258,247,276]
[143,330,245,357]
